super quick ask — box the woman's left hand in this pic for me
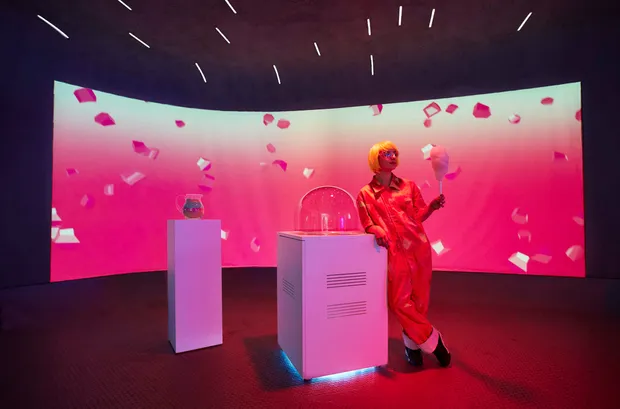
[430,194,445,210]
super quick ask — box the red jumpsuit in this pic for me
[357,174,442,353]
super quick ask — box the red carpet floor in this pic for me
[1,269,619,409]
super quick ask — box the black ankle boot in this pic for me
[432,334,451,367]
[405,347,424,366]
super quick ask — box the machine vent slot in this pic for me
[326,272,367,289]
[327,301,367,319]
[282,278,295,298]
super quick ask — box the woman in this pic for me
[356,141,451,368]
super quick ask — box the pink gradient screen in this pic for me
[51,81,585,281]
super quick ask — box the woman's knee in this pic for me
[389,298,413,314]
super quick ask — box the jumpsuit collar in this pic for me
[370,173,403,193]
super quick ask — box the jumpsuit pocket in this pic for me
[401,197,413,210]
[401,197,416,221]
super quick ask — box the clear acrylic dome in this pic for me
[295,186,363,235]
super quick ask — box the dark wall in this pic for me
[1,9,618,288]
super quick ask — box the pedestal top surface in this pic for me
[168,219,221,224]
[278,231,369,240]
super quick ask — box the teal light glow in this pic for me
[309,367,377,383]
[279,350,377,382]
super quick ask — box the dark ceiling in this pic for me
[3,0,618,110]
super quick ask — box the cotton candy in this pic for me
[429,145,450,194]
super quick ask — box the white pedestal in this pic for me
[277,232,388,380]
[167,219,222,353]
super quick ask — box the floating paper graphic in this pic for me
[421,144,434,160]
[370,104,383,116]
[221,230,230,240]
[277,119,291,129]
[51,207,62,225]
[575,109,582,122]
[473,103,491,119]
[303,168,315,179]
[445,104,458,114]
[263,114,275,125]
[199,173,215,192]
[273,160,287,171]
[423,118,432,128]
[566,245,584,262]
[423,102,441,118]
[148,148,160,160]
[417,180,431,189]
[175,120,185,128]
[531,254,552,264]
[74,88,97,103]
[66,168,79,177]
[104,184,115,196]
[572,216,584,226]
[132,141,150,155]
[517,230,532,242]
[266,143,276,153]
[80,194,94,208]
[250,237,261,252]
[511,208,529,225]
[553,151,568,161]
[509,252,530,272]
[55,228,80,244]
[94,112,115,126]
[508,114,521,124]
[431,240,449,256]
[197,157,212,171]
[444,166,461,181]
[51,207,63,242]
[121,172,145,186]
[541,97,554,105]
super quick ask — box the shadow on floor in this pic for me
[243,334,306,391]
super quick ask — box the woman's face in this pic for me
[378,149,398,172]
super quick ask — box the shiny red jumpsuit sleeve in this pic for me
[356,193,374,233]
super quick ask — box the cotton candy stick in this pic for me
[430,145,450,195]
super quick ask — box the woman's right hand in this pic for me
[369,226,390,248]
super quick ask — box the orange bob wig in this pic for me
[367,141,399,174]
